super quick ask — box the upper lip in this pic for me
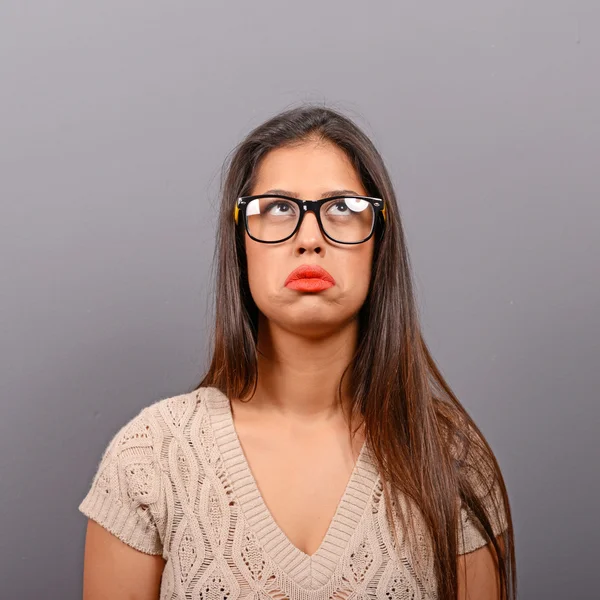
[285,264,336,285]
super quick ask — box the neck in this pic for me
[238,314,360,427]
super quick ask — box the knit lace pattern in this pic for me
[79,386,506,599]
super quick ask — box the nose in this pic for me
[294,209,324,253]
[298,210,322,235]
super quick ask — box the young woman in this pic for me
[80,105,516,599]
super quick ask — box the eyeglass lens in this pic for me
[245,196,375,243]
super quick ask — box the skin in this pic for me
[82,520,165,599]
[81,138,503,599]
[457,535,506,599]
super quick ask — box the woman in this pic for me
[80,105,516,599]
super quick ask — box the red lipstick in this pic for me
[284,264,335,292]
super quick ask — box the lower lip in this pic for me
[286,278,334,292]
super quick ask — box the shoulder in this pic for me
[90,387,217,475]
[134,386,227,470]
[448,416,500,497]
[142,386,216,436]
[87,385,230,489]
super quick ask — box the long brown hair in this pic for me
[194,104,517,599]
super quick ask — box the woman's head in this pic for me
[208,104,406,362]
[198,104,516,600]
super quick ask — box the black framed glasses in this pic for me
[233,194,387,244]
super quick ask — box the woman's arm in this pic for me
[82,519,165,600]
[457,533,505,600]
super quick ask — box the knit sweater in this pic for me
[79,386,507,599]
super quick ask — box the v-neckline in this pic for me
[201,386,381,589]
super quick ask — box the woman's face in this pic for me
[244,139,375,338]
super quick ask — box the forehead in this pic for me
[251,140,366,196]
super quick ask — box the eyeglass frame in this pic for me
[233,194,387,245]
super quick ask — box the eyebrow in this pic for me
[261,188,362,199]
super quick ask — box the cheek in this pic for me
[346,244,374,290]
[244,244,278,302]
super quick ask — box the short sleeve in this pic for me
[78,407,164,555]
[458,482,508,555]
[454,426,509,555]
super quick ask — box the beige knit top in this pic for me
[79,386,507,599]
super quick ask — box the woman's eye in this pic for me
[336,198,370,214]
[267,202,289,213]
[327,201,350,215]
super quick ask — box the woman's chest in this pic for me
[156,453,435,599]
[157,501,433,600]
[233,424,367,557]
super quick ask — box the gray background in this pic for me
[1,1,598,598]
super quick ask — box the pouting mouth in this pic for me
[285,264,335,285]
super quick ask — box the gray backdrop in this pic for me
[1,1,598,598]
